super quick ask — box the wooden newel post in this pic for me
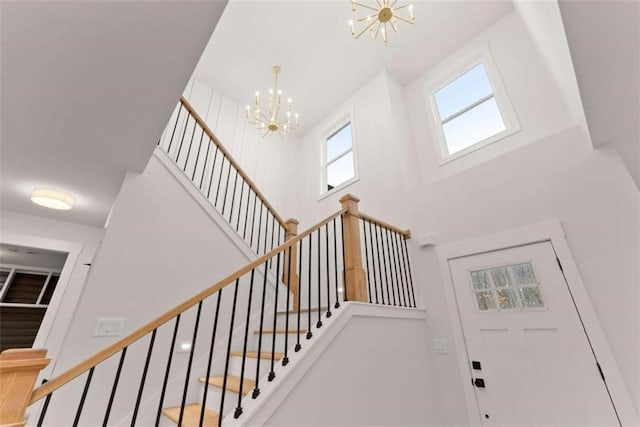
[339,194,368,302]
[0,349,50,427]
[283,218,300,311]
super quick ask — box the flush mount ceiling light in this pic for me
[246,66,299,138]
[349,0,415,46]
[31,187,75,210]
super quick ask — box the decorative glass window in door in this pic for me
[470,262,544,311]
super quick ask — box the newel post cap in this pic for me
[338,194,360,204]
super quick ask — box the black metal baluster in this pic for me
[103,347,127,426]
[199,138,212,191]
[362,220,373,304]
[166,103,183,154]
[374,224,386,304]
[270,216,276,253]
[283,246,292,366]
[295,238,303,352]
[340,214,347,302]
[227,169,239,223]
[131,329,157,426]
[200,292,222,426]
[214,155,226,206]
[236,181,246,232]
[316,229,322,328]
[397,234,411,308]
[155,316,180,426]
[269,253,281,381]
[255,202,265,255]
[332,218,340,309]
[183,115,198,171]
[36,391,52,427]
[307,235,313,339]
[243,189,252,240]
[324,223,332,317]
[368,220,380,305]
[219,279,241,426]
[175,115,190,163]
[72,367,94,427]
[191,128,206,182]
[253,260,269,399]
[265,214,272,266]
[177,303,203,427]
[402,239,417,307]
[249,193,258,244]
[206,147,220,199]
[220,159,233,214]
[385,228,398,306]
[235,270,256,419]
[392,233,408,307]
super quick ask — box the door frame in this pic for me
[0,231,85,379]
[436,220,638,426]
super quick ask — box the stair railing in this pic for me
[0,195,415,427]
[158,96,289,259]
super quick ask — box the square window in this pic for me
[470,262,544,311]
[423,45,520,164]
[324,122,355,192]
[434,63,506,156]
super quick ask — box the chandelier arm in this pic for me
[392,2,412,10]
[376,0,384,8]
[374,21,382,40]
[351,1,380,12]
[393,14,415,25]
[354,17,378,39]
[357,13,377,22]
[390,19,398,33]
[389,0,399,8]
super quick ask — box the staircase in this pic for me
[160,307,316,426]
[0,97,416,427]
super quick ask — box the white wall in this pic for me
[264,315,434,426]
[281,9,640,422]
[32,154,286,425]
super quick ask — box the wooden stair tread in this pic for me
[230,350,284,360]
[162,403,218,427]
[199,375,255,396]
[253,328,307,334]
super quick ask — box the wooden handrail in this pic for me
[29,208,347,405]
[356,211,411,239]
[178,96,287,229]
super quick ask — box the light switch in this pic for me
[93,318,125,337]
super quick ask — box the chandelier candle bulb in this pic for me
[349,20,355,35]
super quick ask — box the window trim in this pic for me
[423,43,520,165]
[320,113,358,198]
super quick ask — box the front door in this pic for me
[449,241,619,426]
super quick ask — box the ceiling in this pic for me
[0,0,227,227]
[192,0,514,135]
[0,0,515,229]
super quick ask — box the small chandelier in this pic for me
[246,66,299,138]
[349,0,415,46]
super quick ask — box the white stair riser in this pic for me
[228,355,273,379]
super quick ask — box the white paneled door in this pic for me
[449,241,619,426]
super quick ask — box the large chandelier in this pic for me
[349,0,415,46]
[246,66,299,138]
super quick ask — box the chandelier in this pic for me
[246,66,299,138]
[349,0,415,46]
